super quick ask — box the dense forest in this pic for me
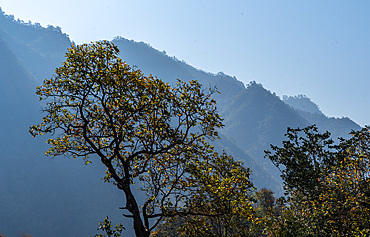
[0,8,367,236]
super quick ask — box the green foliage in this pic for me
[264,125,370,236]
[265,125,336,197]
[151,217,185,237]
[255,188,281,218]
[252,188,282,236]
[93,216,124,237]
[30,41,255,237]
[176,154,256,237]
[153,155,256,237]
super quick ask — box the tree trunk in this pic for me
[119,181,150,237]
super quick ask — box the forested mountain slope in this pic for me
[0,8,362,236]
[0,8,70,80]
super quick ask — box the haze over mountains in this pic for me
[0,8,361,236]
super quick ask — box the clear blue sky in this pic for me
[1,0,370,126]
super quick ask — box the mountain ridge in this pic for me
[282,94,361,139]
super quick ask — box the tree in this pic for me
[264,125,370,236]
[255,188,277,217]
[265,125,336,198]
[30,41,256,237]
[252,188,282,236]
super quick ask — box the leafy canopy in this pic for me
[30,41,255,237]
[264,125,370,236]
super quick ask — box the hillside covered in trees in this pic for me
[0,8,364,236]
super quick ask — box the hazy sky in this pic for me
[1,0,370,126]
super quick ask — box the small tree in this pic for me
[255,188,280,217]
[30,41,255,237]
[93,216,124,237]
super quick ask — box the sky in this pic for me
[1,0,370,126]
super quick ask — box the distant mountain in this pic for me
[283,95,361,140]
[0,7,70,81]
[216,82,310,185]
[111,37,246,100]
[283,95,323,115]
[0,9,362,236]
